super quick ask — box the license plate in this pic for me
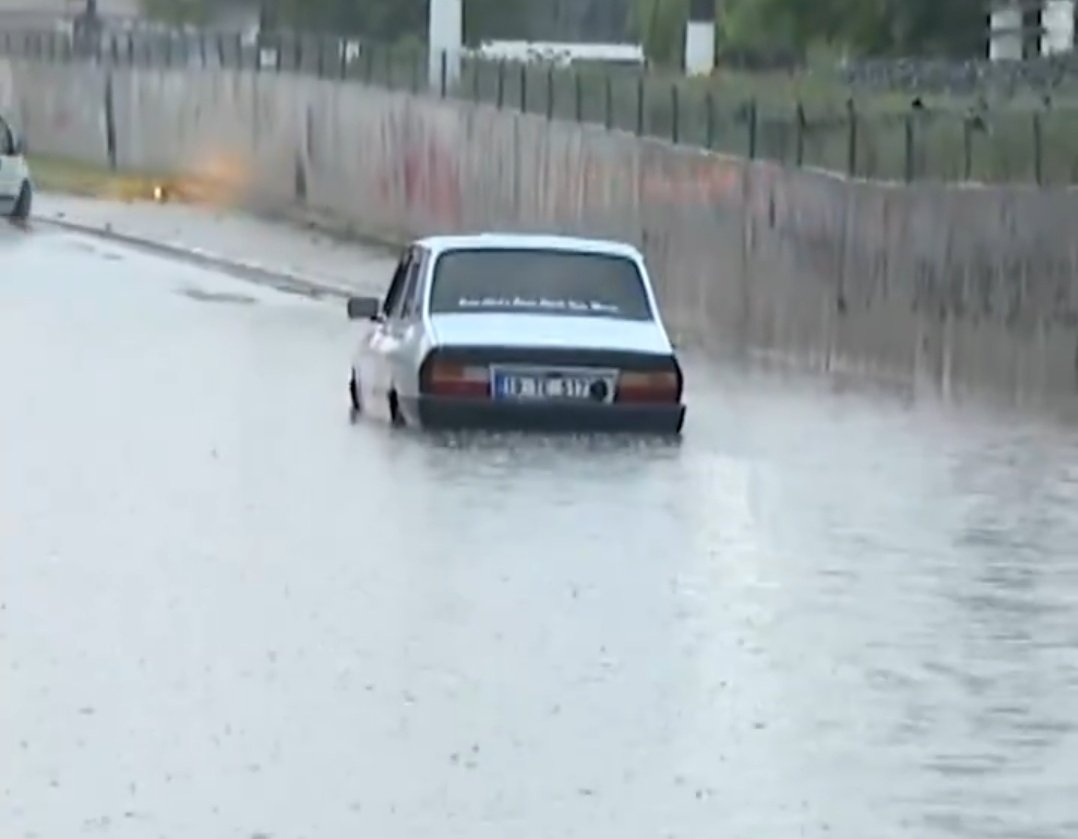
[492,370,607,401]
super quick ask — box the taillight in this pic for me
[424,360,490,398]
[616,369,681,403]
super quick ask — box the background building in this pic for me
[990,0,1077,59]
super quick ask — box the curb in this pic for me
[34,214,359,301]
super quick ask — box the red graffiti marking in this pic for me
[377,124,461,228]
[550,156,742,211]
[640,162,741,205]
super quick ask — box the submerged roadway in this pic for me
[2,217,1077,839]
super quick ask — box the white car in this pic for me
[0,112,31,220]
[345,233,686,434]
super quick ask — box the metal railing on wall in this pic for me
[2,26,1077,186]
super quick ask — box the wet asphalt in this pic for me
[2,220,1077,839]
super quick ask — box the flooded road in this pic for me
[2,221,1077,839]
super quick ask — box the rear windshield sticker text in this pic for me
[457,296,621,314]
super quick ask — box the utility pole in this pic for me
[429,0,463,89]
[685,0,716,76]
[74,0,102,56]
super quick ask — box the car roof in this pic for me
[415,233,644,261]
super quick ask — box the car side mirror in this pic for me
[346,295,381,321]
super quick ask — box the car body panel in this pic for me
[404,394,685,434]
[349,233,685,433]
[0,113,30,211]
[427,312,674,354]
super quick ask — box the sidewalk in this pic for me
[33,192,398,297]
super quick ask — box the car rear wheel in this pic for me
[388,390,404,428]
[10,181,31,221]
[348,372,361,413]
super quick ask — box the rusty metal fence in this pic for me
[2,26,1077,186]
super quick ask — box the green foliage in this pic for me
[139,0,212,25]
[139,0,991,59]
[630,0,687,67]
[719,0,988,58]
[141,0,426,40]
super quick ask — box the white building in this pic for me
[990,0,1077,60]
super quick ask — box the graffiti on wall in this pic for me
[376,110,461,228]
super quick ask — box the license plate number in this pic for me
[493,372,598,401]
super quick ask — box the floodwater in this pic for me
[2,221,1077,839]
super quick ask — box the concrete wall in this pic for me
[4,57,1078,408]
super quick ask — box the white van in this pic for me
[0,112,32,220]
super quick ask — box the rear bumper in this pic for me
[411,396,685,434]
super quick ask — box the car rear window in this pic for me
[428,248,654,321]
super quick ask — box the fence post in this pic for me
[440,50,447,97]
[546,65,554,119]
[520,62,527,112]
[636,75,645,135]
[845,98,857,176]
[339,38,348,79]
[1033,111,1044,185]
[962,116,972,180]
[496,60,505,108]
[705,90,714,149]
[747,99,758,158]
[670,83,679,144]
[104,73,117,171]
[795,101,805,166]
[574,70,582,122]
[364,43,374,81]
[904,112,915,182]
[604,73,613,129]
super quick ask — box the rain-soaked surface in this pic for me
[2,219,1077,839]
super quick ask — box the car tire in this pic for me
[388,391,404,428]
[348,372,361,413]
[10,181,32,221]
